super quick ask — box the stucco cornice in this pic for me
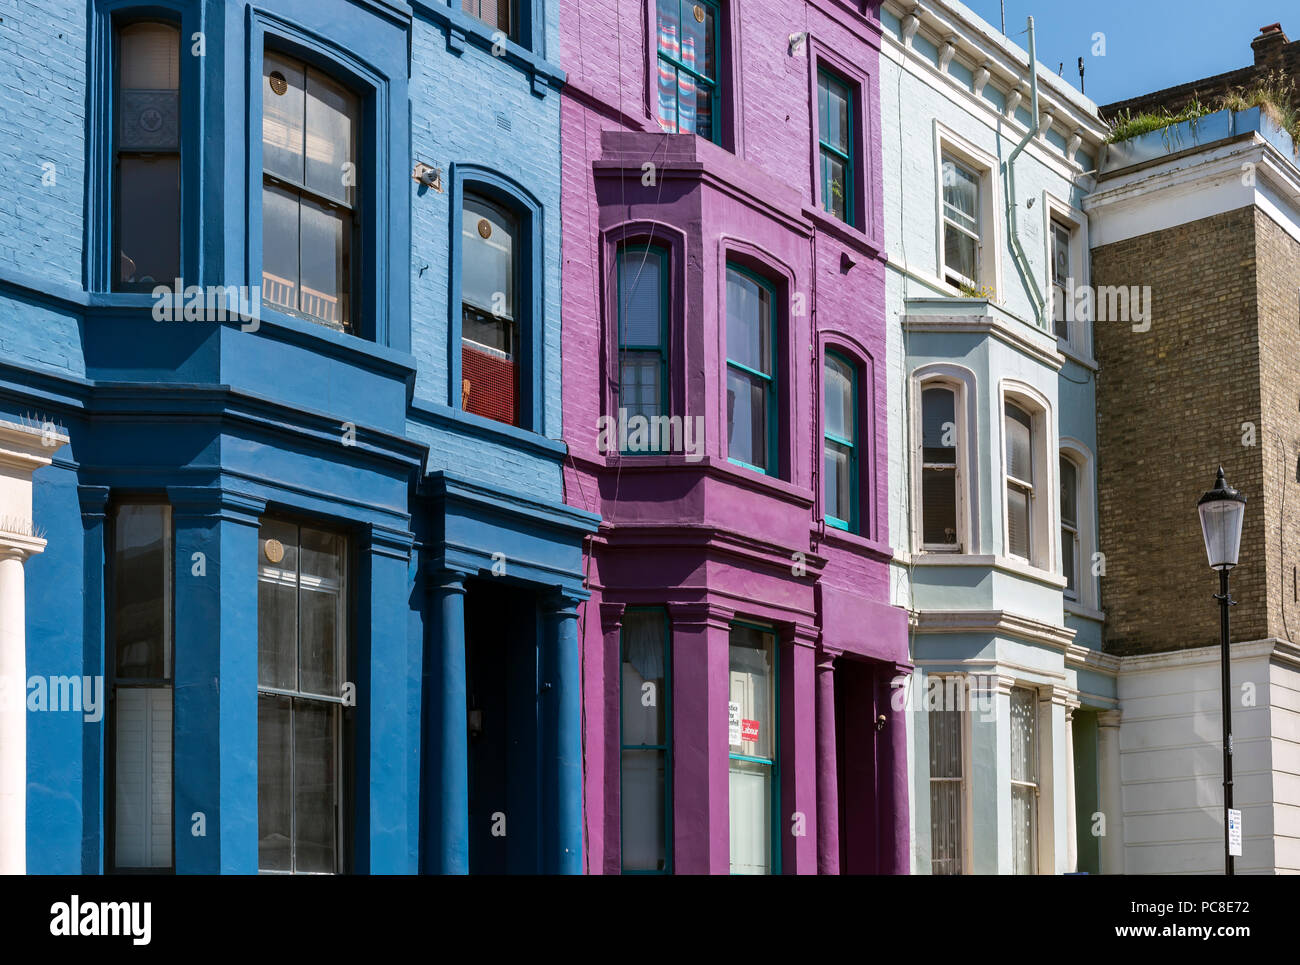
[913,607,1076,650]
[902,299,1064,371]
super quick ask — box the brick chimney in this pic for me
[1252,22,1289,67]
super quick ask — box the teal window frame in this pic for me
[617,244,671,454]
[727,620,781,875]
[619,607,673,874]
[823,350,858,533]
[816,68,854,225]
[725,264,780,477]
[655,0,722,143]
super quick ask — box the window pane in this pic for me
[619,249,664,347]
[929,703,962,779]
[821,150,847,221]
[619,351,662,423]
[818,74,850,153]
[726,270,771,374]
[1063,526,1077,595]
[622,611,666,745]
[1059,456,1078,526]
[304,68,358,205]
[728,626,775,761]
[1011,784,1036,874]
[727,366,768,470]
[258,519,299,691]
[263,52,306,185]
[299,196,350,328]
[656,0,682,61]
[1005,404,1032,482]
[942,155,979,225]
[944,223,978,284]
[294,701,338,874]
[1053,282,1069,340]
[825,440,851,523]
[462,332,519,425]
[824,355,853,441]
[121,23,180,90]
[114,685,172,868]
[728,758,771,875]
[258,694,292,872]
[261,182,300,315]
[462,197,515,318]
[922,387,956,464]
[656,61,679,132]
[1010,687,1037,782]
[930,775,963,875]
[118,157,180,287]
[676,68,699,134]
[680,1,714,80]
[1052,222,1071,282]
[113,504,171,679]
[621,750,666,871]
[463,0,511,34]
[922,467,957,545]
[1007,484,1030,558]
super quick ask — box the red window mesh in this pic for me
[462,343,518,426]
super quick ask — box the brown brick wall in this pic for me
[1251,209,1300,645]
[1092,206,1267,655]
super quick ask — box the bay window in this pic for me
[114,21,180,291]
[726,266,777,475]
[257,519,348,874]
[620,609,671,873]
[261,51,358,331]
[110,503,173,871]
[728,624,778,875]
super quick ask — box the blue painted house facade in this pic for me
[0,0,593,874]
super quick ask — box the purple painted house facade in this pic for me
[559,0,908,874]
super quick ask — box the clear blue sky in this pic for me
[963,0,1300,106]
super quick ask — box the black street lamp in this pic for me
[1197,466,1247,876]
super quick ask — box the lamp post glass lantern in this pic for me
[1197,466,1246,876]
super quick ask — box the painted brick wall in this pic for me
[1092,206,1268,655]
[408,11,565,498]
[0,0,85,287]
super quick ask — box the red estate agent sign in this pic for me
[741,719,760,743]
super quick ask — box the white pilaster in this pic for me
[0,419,66,874]
[1097,708,1124,874]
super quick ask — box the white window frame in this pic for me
[998,381,1055,572]
[934,122,1002,296]
[927,673,972,875]
[1059,438,1098,610]
[910,364,978,555]
[1043,193,1091,359]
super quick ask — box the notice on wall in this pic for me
[741,719,760,743]
[728,701,742,746]
[1228,808,1243,857]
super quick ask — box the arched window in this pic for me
[725,265,778,475]
[1059,453,1080,599]
[461,194,520,426]
[921,384,960,550]
[115,21,180,291]
[824,351,857,532]
[261,50,359,332]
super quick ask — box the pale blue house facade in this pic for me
[879,0,1118,874]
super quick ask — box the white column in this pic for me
[0,420,65,875]
[1097,709,1124,875]
[1064,700,1079,874]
